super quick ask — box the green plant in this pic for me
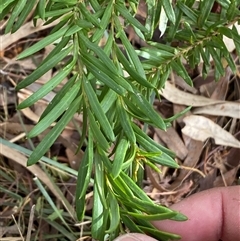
[2,0,239,240]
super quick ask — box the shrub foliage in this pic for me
[2,0,240,240]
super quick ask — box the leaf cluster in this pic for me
[2,0,240,240]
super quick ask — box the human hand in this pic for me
[114,186,240,241]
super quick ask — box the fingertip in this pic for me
[114,233,158,241]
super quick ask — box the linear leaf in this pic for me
[18,60,75,109]
[106,192,120,233]
[12,0,37,33]
[0,0,15,14]
[81,55,126,95]
[27,96,82,166]
[112,137,129,178]
[17,26,69,59]
[171,58,193,86]
[161,0,176,24]
[37,0,46,19]
[79,2,101,28]
[208,46,225,77]
[76,129,93,199]
[114,44,154,88]
[94,151,107,208]
[91,181,107,240]
[115,4,148,33]
[39,74,77,121]
[28,81,80,137]
[88,110,110,151]
[128,91,166,130]
[83,78,115,142]
[132,123,175,157]
[5,0,27,33]
[122,210,177,221]
[16,46,72,90]
[116,97,136,143]
[92,0,113,42]
[197,0,215,27]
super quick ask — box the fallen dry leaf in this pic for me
[193,102,240,119]
[160,82,225,106]
[182,115,240,148]
[0,19,59,51]
[155,127,188,160]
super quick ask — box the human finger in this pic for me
[153,186,240,241]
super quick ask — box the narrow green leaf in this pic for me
[76,196,86,221]
[16,46,72,90]
[76,129,93,199]
[121,215,144,233]
[120,197,173,215]
[18,60,75,109]
[164,106,192,123]
[94,151,107,208]
[83,78,115,142]
[112,137,129,178]
[92,0,113,42]
[17,26,69,59]
[81,55,126,95]
[100,89,117,113]
[44,8,73,18]
[39,74,77,121]
[198,0,215,27]
[115,4,148,33]
[79,34,118,75]
[88,110,110,151]
[89,0,101,11]
[12,0,36,33]
[128,91,166,130]
[27,96,82,166]
[41,36,71,65]
[79,2,101,28]
[122,210,178,221]
[108,174,135,199]
[161,0,176,24]
[116,97,136,143]
[91,182,107,240]
[106,192,120,233]
[171,58,193,86]
[28,81,80,138]
[37,0,46,19]
[208,46,225,77]
[139,226,181,240]
[114,44,154,88]
[227,0,236,20]
[120,172,152,202]
[82,52,133,93]
[5,0,27,33]
[0,0,15,14]
[114,17,146,79]
[177,1,198,23]
[135,133,178,168]
[132,123,175,157]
